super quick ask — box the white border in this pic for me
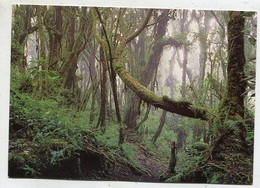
[0,0,259,188]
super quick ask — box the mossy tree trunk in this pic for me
[96,45,107,129]
[219,11,247,141]
[45,6,62,71]
[221,12,246,118]
[62,8,88,92]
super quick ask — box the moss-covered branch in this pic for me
[91,8,107,48]
[112,59,208,120]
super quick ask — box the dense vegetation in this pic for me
[9,5,256,184]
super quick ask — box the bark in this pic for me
[221,12,246,119]
[18,6,38,45]
[179,10,194,97]
[124,9,153,45]
[152,110,167,144]
[94,7,125,144]
[97,45,108,129]
[218,12,247,143]
[123,94,141,129]
[46,6,62,71]
[168,143,177,173]
[110,68,122,123]
[176,125,187,148]
[89,88,97,123]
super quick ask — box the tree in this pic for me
[110,10,251,183]
[152,110,167,144]
[11,5,38,72]
[96,44,108,129]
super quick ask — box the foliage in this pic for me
[10,67,33,93]
[173,32,190,45]
[9,6,255,184]
[11,39,24,66]
[9,82,146,178]
[28,58,63,99]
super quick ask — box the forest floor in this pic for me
[133,144,168,182]
[93,142,169,182]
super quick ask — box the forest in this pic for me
[9,5,256,184]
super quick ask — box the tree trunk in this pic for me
[222,12,246,118]
[123,94,141,129]
[218,11,247,143]
[196,11,210,89]
[123,9,183,130]
[47,6,62,71]
[110,67,122,123]
[96,45,107,129]
[152,110,167,144]
[181,46,188,98]
[136,104,151,130]
[168,143,177,173]
[89,88,97,124]
[176,125,186,148]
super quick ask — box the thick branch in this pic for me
[112,59,208,120]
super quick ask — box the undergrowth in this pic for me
[9,73,145,178]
